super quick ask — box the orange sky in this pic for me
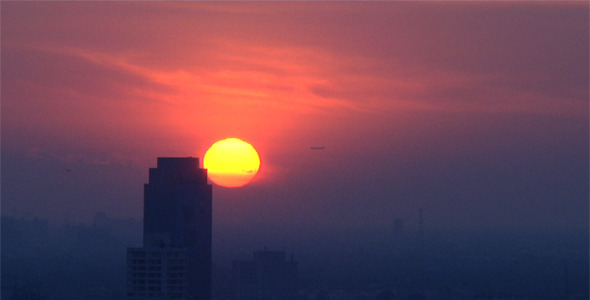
[2,2,588,231]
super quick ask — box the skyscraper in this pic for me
[127,157,212,300]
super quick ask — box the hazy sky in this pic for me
[2,2,588,232]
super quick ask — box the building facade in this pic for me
[127,237,189,299]
[127,157,212,300]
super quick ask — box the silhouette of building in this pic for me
[127,157,212,300]
[231,250,298,300]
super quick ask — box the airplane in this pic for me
[310,146,325,150]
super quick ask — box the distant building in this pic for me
[127,157,212,300]
[231,250,298,300]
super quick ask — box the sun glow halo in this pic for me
[203,138,260,188]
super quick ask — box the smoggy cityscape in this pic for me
[2,158,588,300]
[2,1,588,300]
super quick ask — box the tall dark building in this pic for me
[127,157,212,300]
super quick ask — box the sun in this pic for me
[203,138,260,188]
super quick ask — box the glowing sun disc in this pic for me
[203,138,260,188]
